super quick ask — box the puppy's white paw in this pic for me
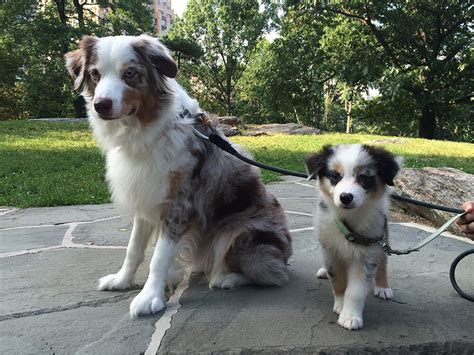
[209,273,248,289]
[129,289,166,318]
[374,286,393,300]
[316,267,328,279]
[338,314,363,330]
[98,273,133,291]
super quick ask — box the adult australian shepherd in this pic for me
[306,144,400,330]
[65,35,291,317]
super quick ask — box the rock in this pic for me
[219,123,240,137]
[244,131,269,137]
[218,116,241,126]
[243,123,321,136]
[392,167,473,235]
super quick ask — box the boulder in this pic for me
[218,116,241,126]
[392,167,473,235]
[219,123,240,137]
[243,123,321,136]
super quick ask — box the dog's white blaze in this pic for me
[328,144,375,209]
[93,37,137,118]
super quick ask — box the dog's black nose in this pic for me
[94,98,113,115]
[340,193,353,205]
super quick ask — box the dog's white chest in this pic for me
[106,148,172,215]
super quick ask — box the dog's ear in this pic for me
[65,49,84,90]
[64,35,97,91]
[305,145,334,179]
[363,145,401,186]
[133,35,178,78]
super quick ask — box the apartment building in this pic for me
[153,0,175,34]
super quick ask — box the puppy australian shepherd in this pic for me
[305,144,401,330]
[65,35,291,317]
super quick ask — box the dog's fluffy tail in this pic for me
[229,230,291,287]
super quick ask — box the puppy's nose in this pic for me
[94,98,113,115]
[340,192,353,205]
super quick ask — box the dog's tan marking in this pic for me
[167,171,182,200]
[121,86,158,126]
[319,179,332,197]
[375,252,389,288]
[334,163,343,174]
[330,260,348,296]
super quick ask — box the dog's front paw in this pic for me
[209,273,248,289]
[129,289,166,318]
[98,273,133,291]
[316,267,328,279]
[338,314,363,330]
[374,286,393,300]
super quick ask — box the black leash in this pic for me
[196,125,472,301]
[207,132,465,213]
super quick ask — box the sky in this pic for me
[172,0,189,17]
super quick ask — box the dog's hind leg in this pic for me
[374,252,393,300]
[230,230,290,287]
[98,217,153,291]
[208,236,250,289]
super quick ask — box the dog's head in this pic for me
[305,144,401,210]
[65,35,178,123]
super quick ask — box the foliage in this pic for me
[0,1,472,141]
[318,0,473,139]
[167,0,272,115]
[1,120,473,207]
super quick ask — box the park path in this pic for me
[1,178,473,354]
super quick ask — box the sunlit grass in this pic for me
[1,120,473,207]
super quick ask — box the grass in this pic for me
[1,120,473,208]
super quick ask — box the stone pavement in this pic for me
[1,178,473,354]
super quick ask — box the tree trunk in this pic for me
[345,100,352,133]
[54,0,69,54]
[419,104,436,139]
[73,0,85,32]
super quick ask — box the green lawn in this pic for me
[1,120,473,208]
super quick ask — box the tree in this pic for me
[320,1,473,139]
[161,37,203,69]
[167,0,271,115]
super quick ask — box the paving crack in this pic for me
[0,291,137,321]
[145,274,190,355]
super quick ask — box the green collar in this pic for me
[334,217,385,246]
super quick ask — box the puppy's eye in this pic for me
[357,174,376,190]
[329,171,342,184]
[90,69,100,80]
[124,67,137,79]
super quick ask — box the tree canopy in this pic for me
[1,0,472,141]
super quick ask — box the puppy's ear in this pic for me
[64,35,97,91]
[305,145,334,179]
[363,145,401,186]
[133,35,178,78]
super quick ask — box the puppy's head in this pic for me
[65,35,178,123]
[306,144,401,210]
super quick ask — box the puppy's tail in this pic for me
[229,230,291,287]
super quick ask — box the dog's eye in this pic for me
[329,171,342,184]
[90,69,100,80]
[125,68,137,79]
[357,174,376,190]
